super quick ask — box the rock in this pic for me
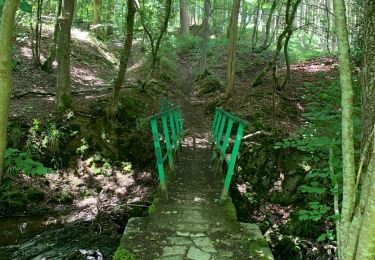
[162,246,188,257]
[187,246,211,260]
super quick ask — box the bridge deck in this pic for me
[114,138,273,260]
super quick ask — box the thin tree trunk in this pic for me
[56,0,75,111]
[33,0,43,66]
[252,0,301,89]
[107,0,136,118]
[251,0,262,50]
[0,0,18,184]
[200,0,210,73]
[152,0,172,73]
[42,0,62,72]
[324,0,331,53]
[225,0,241,95]
[262,0,277,50]
[106,0,114,36]
[333,0,356,258]
[93,0,101,36]
[180,0,189,34]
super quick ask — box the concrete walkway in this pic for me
[114,136,274,259]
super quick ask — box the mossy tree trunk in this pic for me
[334,0,375,258]
[361,0,375,175]
[56,0,75,111]
[0,0,18,184]
[107,0,136,118]
[333,0,356,256]
[225,0,241,96]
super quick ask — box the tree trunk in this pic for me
[200,0,210,73]
[252,0,301,89]
[324,0,331,53]
[251,0,262,50]
[225,0,241,95]
[179,0,189,35]
[33,0,43,66]
[105,0,114,36]
[0,0,18,184]
[56,0,75,111]
[262,0,277,50]
[107,0,136,118]
[361,0,375,175]
[151,0,172,73]
[42,0,62,73]
[93,0,101,36]
[332,0,356,258]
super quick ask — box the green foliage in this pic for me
[298,202,330,221]
[19,0,32,13]
[318,230,335,242]
[7,124,23,148]
[288,33,332,62]
[85,153,112,175]
[76,138,89,158]
[26,118,75,168]
[4,148,52,177]
[176,35,201,57]
[274,79,361,240]
[0,0,4,18]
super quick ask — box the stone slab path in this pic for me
[115,137,274,259]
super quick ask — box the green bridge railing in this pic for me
[150,99,184,195]
[210,108,246,201]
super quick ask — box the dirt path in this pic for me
[175,60,211,138]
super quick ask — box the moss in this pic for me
[59,191,75,204]
[224,196,238,221]
[148,197,160,216]
[26,188,45,202]
[1,190,24,201]
[196,71,224,96]
[248,239,272,259]
[113,248,135,260]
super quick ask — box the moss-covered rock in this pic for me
[113,248,136,260]
[195,70,224,96]
[26,188,45,202]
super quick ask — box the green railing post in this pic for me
[220,122,245,201]
[150,118,167,195]
[213,115,227,160]
[169,110,177,149]
[213,112,223,143]
[173,108,180,145]
[178,108,184,141]
[221,118,233,155]
[161,114,174,172]
[216,115,227,149]
[149,99,184,194]
[210,110,219,142]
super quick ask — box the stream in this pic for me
[0,214,64,247]
[0,205,142,260]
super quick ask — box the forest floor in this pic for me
[1,27,162,259]
[0,24,342,259]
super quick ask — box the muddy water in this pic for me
[0,214,64,246]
